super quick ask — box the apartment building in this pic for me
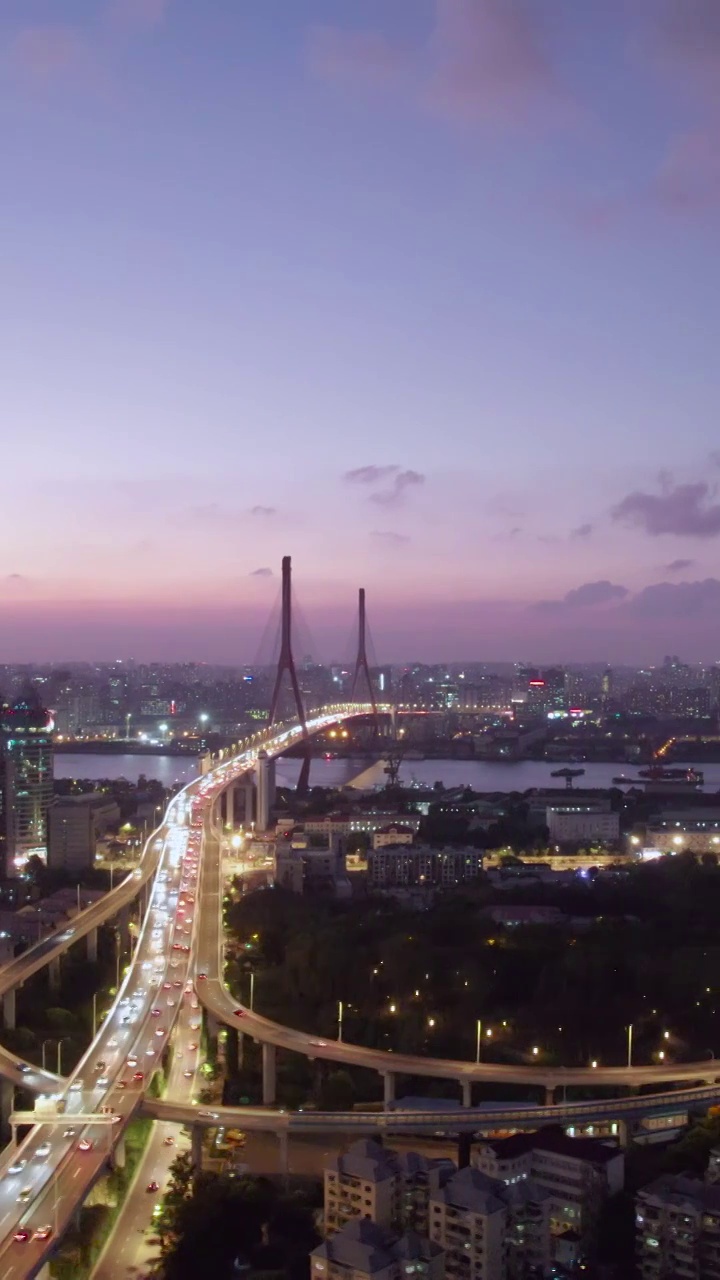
[428,1165,554,1279]
[636,1173,720,1278]
[473,1127,624,1248]
[311,1220,445,1280]
[367,846,483,890]
[324,1140,454,1235]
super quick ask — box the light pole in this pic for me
[57,1038,71,1075]
[92,992,98,1038]
[627,1023,633,1069]
[476,1019,482,1064]
[41,1039,55,1073]
[249,972,255,1012]
[338,1000,344,1042]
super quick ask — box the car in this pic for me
[167,998,176,1007]
[310,1040,328,1048]
[189,1021,200,1031]
[183,1069,193,1078]
[146,1181,159,1193]
[170,960,180,968]
[33,1225,52,1241]
[69,1079,83,1092]
[199,1110,219,1119]
[146,1048,156,1057]
[172,943,182,951]
[188,1043,198,1051]
[107,1037,118,1048]
[13,1228,30,1243]
[233,1010,246,1019]
[117,1080,127,1090]
[96,1076,109,1087]
[197,972,207,980]
[173,981,183,988]
[151,1008,161,1017]
[155,1028,165,1037]
[19,1063,32,1075]
[35,1142,51,1159]
[95,1060,106,1072]
[127,1057,138,1068]
[164,1135,174,1146]
[133,1071,144,1082]
[17,1187,32,1204]
[8,1159,27,1176]
[63,1128,77,1138]
[163,981,171,990]
[78,1139,94,1152]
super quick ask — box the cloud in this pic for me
[307,26,406,88]
[570,523,593,538]
[309,0,576,133]
[493,526,522,542]
[9,25,93,86]
[535,580,629,611]
[344,465,425,506]
[664,558,695,572]
[344,465,400,485]
[370,531,410,546]
[6,573,25,581]
[371,469,425,506]
[107,0,170,29]
[249,567,273,578]
[249,505,276,517]
[612,482,720,538]
[627,578,720,618]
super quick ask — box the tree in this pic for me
[319,1069,355,1110]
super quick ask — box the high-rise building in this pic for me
[0,685,54,866]
[256,751,276,833]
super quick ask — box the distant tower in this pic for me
[268,556,308,734]
[0,685,53,869]
[256,750,276,833]
[601,667,613,708]
[350,588,378,717]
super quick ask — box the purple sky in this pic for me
[2,0,720,664]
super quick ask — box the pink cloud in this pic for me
[106,0,171,31]
[307,26,407,89]
[9,25,93,86]
[425,0,573,128]
[308,0,576,132]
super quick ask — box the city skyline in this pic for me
[3,0,720,662]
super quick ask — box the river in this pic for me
[54,753,720,795]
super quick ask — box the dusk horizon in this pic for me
[3,0,720,664]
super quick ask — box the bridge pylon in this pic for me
[268,555,311,793]
[349,588,378,730]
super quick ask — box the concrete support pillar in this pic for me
[226,786,234,830]
[87,928,98,964]
[35,1266,51,1280]
[3,989,16,1031]
[615,1119,630,1148]
[544,1085,555,1106]
[191,1124,203,1173]
[237,1031,244,1069]
[244,784,254,825]
[113,1134,126,1169]
[262,1042,277,1106]
[382,1071,396,1109]
[118,905,130,953]
[206,1011,219,1040]
[48,955,61,992]
[462,1080,472,1108]
[1,1078,13,1144]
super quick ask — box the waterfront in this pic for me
[55,752,720,795]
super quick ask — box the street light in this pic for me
[476,1019,482,1064]
[627,1023,633,1068]
[249,971,255,1012]
[532,1046,540,1057]
[57,1037,71,1075]
[338,1000,344,1041]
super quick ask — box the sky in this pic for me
[2,0,720,665]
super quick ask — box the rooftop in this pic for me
[477,1125,621,1167]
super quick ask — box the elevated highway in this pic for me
[1,701,720,1274]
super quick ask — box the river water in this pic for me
[54,753,720,795]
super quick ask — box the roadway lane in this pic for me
[91,993,203,1280]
